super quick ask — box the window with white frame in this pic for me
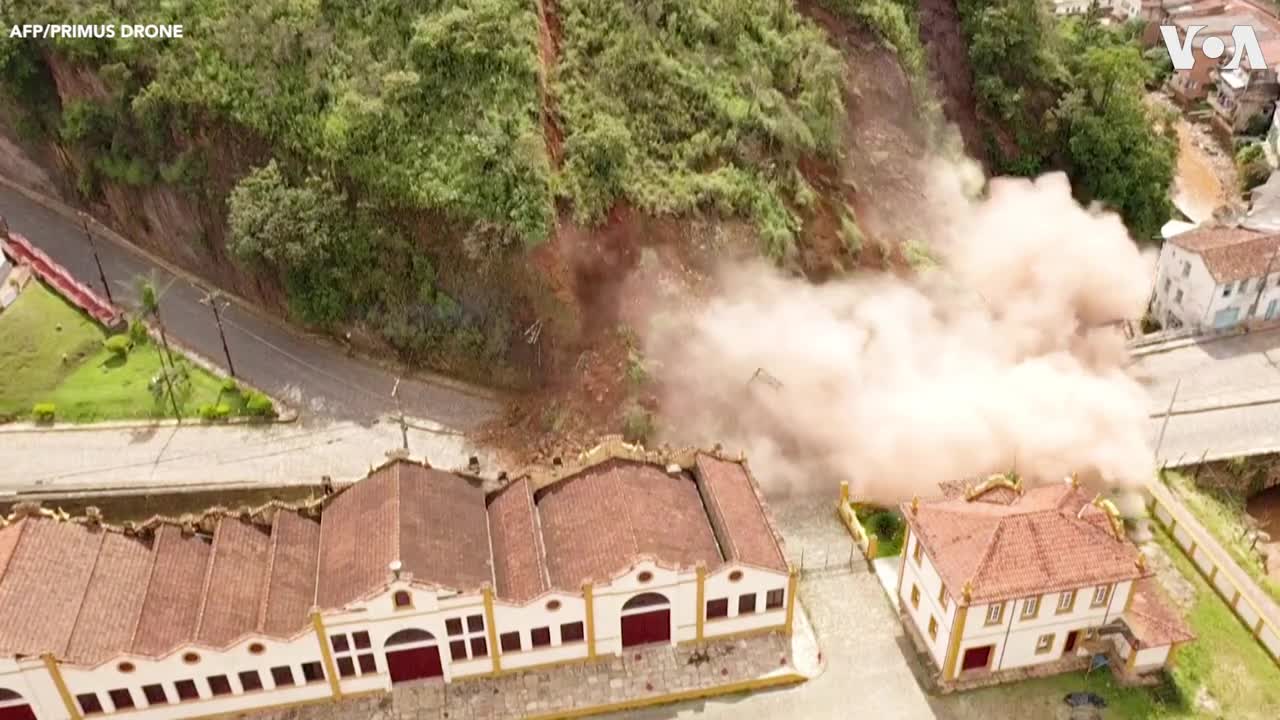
[1057,589,1076,613]
[330,630,377,677]
[1021,596,1040,619]
[445,614,489,661]
[1091,585,1111,608]
[1035,633,1054,654]
[985,602,1004,626]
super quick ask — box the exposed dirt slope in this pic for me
[917,0,987,167]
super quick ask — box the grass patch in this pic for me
[1163,470,1280,604]
[854,505,904,558]
[0,282,245,423]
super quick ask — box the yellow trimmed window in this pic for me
[985,602,1004,626]
[911,584,921,609]
[1035,633,1054,654]
[938,585,950,611]
[1021,596,1040,620]
[928,616,938,640]
[1057,590,1076,614]
[1091,584,1111,608]
[913,539,923,565]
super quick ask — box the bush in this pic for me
[103,334,132,358]
[128,318,149,345]
[243,391,276,418]
[869,510,903,541]
[31,403,55,423]
[220,378,240,394]
[197,403,232,422]
[622,405,654,445]
[1237,143,1271,191]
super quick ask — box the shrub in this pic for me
[1236,143,1271,191]
[198,403,232,422]
[31,403,55,423]
[244,391,276,418]
[869,511,903,541]
[839,211,864,256]
[103,334,132,358]
[220,378,240,394]
[128,318,149,345]
[622,405,654,445]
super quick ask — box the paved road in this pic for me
[0,184,504,429]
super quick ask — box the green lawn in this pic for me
[1163,470,1280,604]
[0,282,244,422]
[855,506,905,558]
[947,528,1280,720]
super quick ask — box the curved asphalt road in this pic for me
[0,185,503,430]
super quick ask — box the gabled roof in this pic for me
[1168,226,1280,283]
[901,480,1146,604]
[1124,578,1196,648]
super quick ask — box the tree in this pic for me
[1052,47,1176,242]
[133,272,183,420]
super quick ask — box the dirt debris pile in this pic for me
[645,159,1157,502]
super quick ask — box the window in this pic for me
[765,588,785,610]
[728,570,744,582]
[561,622,585,643]
[330,632,378,677]
[182,652,200,665]
[467,614,484,633]
[77,693,103,715]
[1021,596,1040,620]
[445,615,489,660]
[248,642,266,655]
[706,598,729,619]
[302,662,325,684]
[450,640,467,661]
[1164,278,1171,292]
[142,684,167,706]
[394,590,412,609]
[239,670,263,692]
[1091,585,1111,608]
[1036,633,1055,654]
[1182,261,1191,277]
[470,637,489,658]
[1175,289,1184,304]
[108,689,134,710]
[1224,284,1233,297]
[446,618,464,636]
[637,571,654,583]
[910,585,920,609]
[116,661,135,674]
[545,599,562,612]
[500,631,522,652]
[1057,590,1076,614]
[985,603,1004,626]
[738,593,757,615]
[207,675,232,696]
[531,627,552,648]
[912,539,923,565]
[174,680,199,701]
[938,586,950,612]
[928,616,938,640]
[270,666,295,688]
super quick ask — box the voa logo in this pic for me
[1160,25,1266,71]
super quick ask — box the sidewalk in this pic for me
[0,419,490,493]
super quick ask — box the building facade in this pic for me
[0,442,795,720]
[897,475,1192,688]
[1151,225,1280,331]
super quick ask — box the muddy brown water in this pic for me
[1173,120,1225,224]
[1247,484,1280,538]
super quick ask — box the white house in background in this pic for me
[0,440,795,720]
[897,475,1193,689]
[1151,225,1280,331]
[1052,0,1141,18]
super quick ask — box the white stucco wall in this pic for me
[700,564,790,638]
[898,533,958,669]
[1152,240,1280,331]
[0,658,64,720]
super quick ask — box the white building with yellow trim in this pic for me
[896,475,1193,689]
[0,441,795,720]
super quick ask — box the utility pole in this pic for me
[79,215,114,305]
[391,377,408,451]
[1154,378,1182,464]
[199,288,236,378]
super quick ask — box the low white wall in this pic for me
[1135,646,1171,670]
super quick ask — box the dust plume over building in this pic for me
[643,161,1157,502]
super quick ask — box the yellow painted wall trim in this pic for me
[1209,565,1217,581]
[941,605,968,681]
[783,569,798,636]
[42,652,82,720]
[1256,618,1266,637]
[1123,580,1137,614]
[311,611,343,700]
[896,526,911,598]
[523,672,807,720]
[483,586,502,674]
[695,565,707,642]
[583,582,597,660]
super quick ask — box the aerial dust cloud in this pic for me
[644,160,1157,503]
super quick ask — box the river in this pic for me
[1172,118,1230,224]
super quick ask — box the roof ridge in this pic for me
[256,510,284,633]
[1026,517,1052,592]
[0,517,30,585]
[967,518,1009,590]
[311,495,328,610]
[126,528,164,653]
[483,477,497,592]
[60,526,109,658]
[392,463,403,580]
[526,478,552,593]
[700,459,738,562]
[192,520,224,642]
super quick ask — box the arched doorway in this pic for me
[621,592,671,647]
[384,628,443,684]
[0,689,35,720]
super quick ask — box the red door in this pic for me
[0,705,35,720]
[961,645,992,672]
[622,609,671,647]
[386,646,443,684]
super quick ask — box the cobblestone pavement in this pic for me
[251,632,798,720]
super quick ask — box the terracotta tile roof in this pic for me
[1168,226,1280,283]
[487,478,550,603]
[536,459,723,587]
[0,518,104,656]
[196,518,273,647]
[316,461,491,609]
[130,526,212,656]
[258,510,321,636]
[901,483,1145,603]
[1124,578,1196,648]
[694,454,787,572]
[64,531,154,665]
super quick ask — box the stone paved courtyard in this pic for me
[247,629,806,720]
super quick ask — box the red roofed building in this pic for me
[0,440,793,720]
[1151,224,1280,331]
[898,475,1193,689]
